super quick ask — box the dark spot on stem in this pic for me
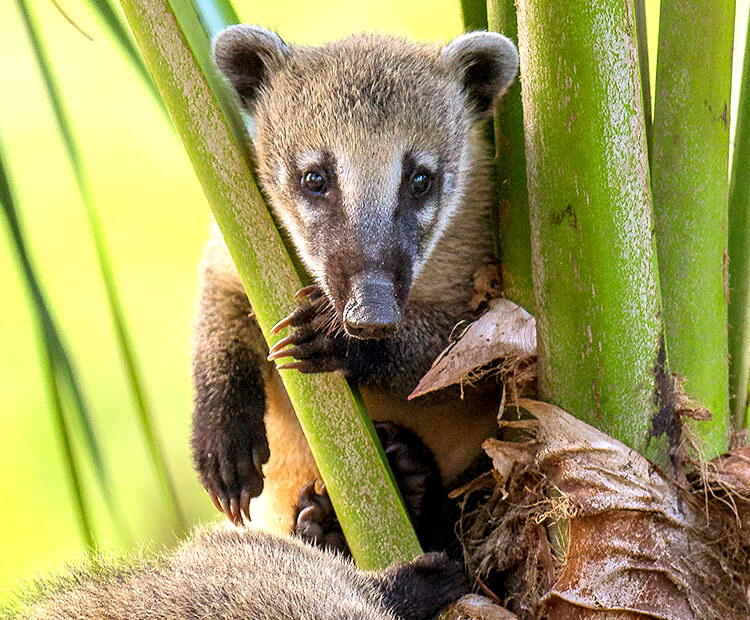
[649,332,684,482]
[704,100,730,132]
[551,204,577,229]
[592,379,601,420]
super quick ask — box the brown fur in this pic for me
[15,527,467,619]
[193,28,518,531]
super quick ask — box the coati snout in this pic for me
[214,26,519,340]
[344,270,401,338]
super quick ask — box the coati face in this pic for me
[215,27,518,339]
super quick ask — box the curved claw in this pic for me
[270,314,293,336]
[240,489,252,523]
[230,496,242,526]
[294,284,318,301]
[209,492,223,514]
[268,346,301,361]
[276,362,303,371]
[268,335,294,358]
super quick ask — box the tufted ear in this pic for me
[441,31,519,117]
[213,25,290,113]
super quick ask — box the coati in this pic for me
[14,526,468,620]
[192,26,519,533]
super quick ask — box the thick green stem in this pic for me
[487,0,534,313]
[517,0,673,470]
[117,0,421,569]
[651,0,734,456]
[729,12,750,430]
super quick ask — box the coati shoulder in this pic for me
[192,28,519,532]
[8,526,467,620]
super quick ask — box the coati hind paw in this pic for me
[295,480,349,553]
[267,285,348,374]
[294,422,448,552]
[192,416,270,526]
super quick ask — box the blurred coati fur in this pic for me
[10,527,468,620]
[192,27,519,532]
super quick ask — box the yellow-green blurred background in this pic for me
[0,0,748,601]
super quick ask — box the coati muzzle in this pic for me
[343,271,401,339]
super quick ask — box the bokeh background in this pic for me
[0,0,748,600]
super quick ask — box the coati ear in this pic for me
[213,25,290,112]
[442,31,519,117]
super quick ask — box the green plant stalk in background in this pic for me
[651,0,734,456]
[516,0,674,470]
[729,9,750,430]
[634,0,652,159]
[85,0,165,107]
[117,0,421,570]
[487,0,534,313]
[0,141,97,548]
[192,0,239,39]
[15,0,187,535]
[460,0,487,31]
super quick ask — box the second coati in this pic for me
[16,527,468,620]
[192,26,519,532]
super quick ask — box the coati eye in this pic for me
[410,171,431,196]
[302,170,327,194]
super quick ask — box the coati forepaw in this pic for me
[295,480,349,554]
[192,419,270,527]
[267,286,348,374]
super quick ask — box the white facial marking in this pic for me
[411,142,471,279]
[413,151,439,170]
[335,146,402,262]
[275,163,287,188]
[297,150,324,171]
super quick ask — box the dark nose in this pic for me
[343,271,401,339]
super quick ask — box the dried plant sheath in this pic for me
[116,0,421,569]
[409,298,536,399]
[522,400,748,619]
[651,0,734,455]
[516,0,670,464]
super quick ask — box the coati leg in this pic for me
[192,231,318,529]
[295,422,452,553]
[191,242,269,525]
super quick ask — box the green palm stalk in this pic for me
[729,10,750,430]
[460,0,488,31]
[516,0,674,470]
[651,0,735,456]
[116,0,421,569]
[487,0,533,312]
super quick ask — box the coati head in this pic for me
[214,27,518,339]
